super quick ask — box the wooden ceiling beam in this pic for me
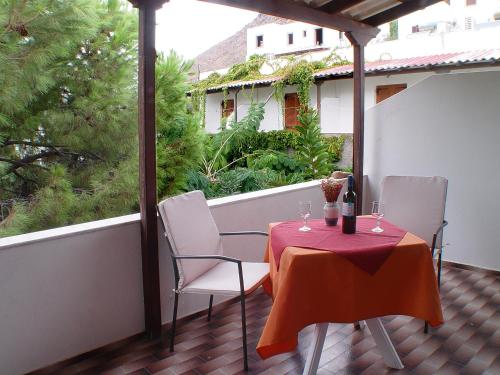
[197,0,379,37]
[318,0,365,14]
[363,0,444,26]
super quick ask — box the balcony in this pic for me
[1,0,500,372]
[2,168,499,374]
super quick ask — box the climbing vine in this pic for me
[190,51,349,123]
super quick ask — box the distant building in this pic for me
[195,0,500,137]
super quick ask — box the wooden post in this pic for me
[131,0,166,339]
[345,32,372,215]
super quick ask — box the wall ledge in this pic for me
[0,181,322,251]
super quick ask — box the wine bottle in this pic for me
[342,175,356,234]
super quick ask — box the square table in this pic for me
[257,219,443,374]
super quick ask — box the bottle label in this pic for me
[342,202,355,217]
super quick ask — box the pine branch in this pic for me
[0,152,53,172]
[2,140,65,148]
[12,169,39,186]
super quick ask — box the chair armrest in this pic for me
[431,220,448,255]
[436,220,448,235]
[219,231,268,237]
[173,254,241,264]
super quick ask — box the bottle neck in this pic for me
[347,176,354,191]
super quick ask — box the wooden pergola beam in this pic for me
[363,0,444,26]
[198,0,379,38]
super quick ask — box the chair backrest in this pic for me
[380,176,448,248]
[158,190,223,289]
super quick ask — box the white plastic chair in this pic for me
[380,176,448,332]
[157,190,269,371]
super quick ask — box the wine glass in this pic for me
[299,201,312,232]
[371,201,384,233]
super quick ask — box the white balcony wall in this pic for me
[364,70,500,271]
[0,216,144,375]
[0,181,324,374]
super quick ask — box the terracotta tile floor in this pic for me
[30,265,500,375]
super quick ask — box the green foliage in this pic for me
[190,54,266,126]
[295,109,331,179]
[0,0,142,236]
[389,20,399,41]
[0,0,99,116]
[247,150,302,174]
[274,59,315,107]
[201,102,265,180]
[224,54,266,82]
[323,134,345,163]
[0,1,348,237]
[156,52,204,199]
[191,52,350,121]
[0,203,32,237]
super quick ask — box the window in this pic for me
[315,28,323,45]
[221,99,234,119]
[288,33,294,45]
[375,84,407,104]
[256,35,264,48]
[284,93,300,129]
[338,31,344,40]
[466,0,476,6]
[465,16,473,30]
[412,23,436,33]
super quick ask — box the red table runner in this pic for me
[270,217,407,275]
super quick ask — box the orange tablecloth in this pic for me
[256,221,444,359]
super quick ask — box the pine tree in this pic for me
[0,0,140,235]
[156,52,204,199]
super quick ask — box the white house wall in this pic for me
[205,91,224,133]
[204,72,431,134]
[247,22,342,59]
[363,70,500,271]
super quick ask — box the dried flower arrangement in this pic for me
[321,177,344,202]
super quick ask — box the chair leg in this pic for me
[437,251,443,290]
[170,292,179,352]
[208,294,214,321]
[424,321,429,334]
[354,321,361,330]
[240,293,248,371]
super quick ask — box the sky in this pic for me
[156,0,257,60]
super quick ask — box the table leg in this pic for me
[365,318,404,369]
[303,323,329,375]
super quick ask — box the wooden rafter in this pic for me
[197,0,379,37]
[318,0,365,14]
[363,0,444,26]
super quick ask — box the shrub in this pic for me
[295,109,331,179]
[247,150,303,174]
[322,134,345,163]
